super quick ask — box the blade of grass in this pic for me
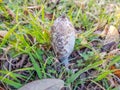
[0,76,22,88]
[66,60,103,84]
[95,70,111,81]
[29,52,42,79]
[0,23,20,47]
[41,5,45,21]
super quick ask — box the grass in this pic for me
[0,0,120,90]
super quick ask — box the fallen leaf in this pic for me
[74,0,85,9]
[18,79,64,90]
[0,31,8,38]
[103,25,119,45]
[23,9,29,15]
[96,19,107,30]
[105,4,117,14]
[101,42,117,52]
[108,49,120,56]
[27,5,41,10]
[0,86,4,90]
[5,6,15,19]
[100,25,120,67]
[45,13,54,20]
[110,65,120,78]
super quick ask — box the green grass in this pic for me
[0,0,120,90]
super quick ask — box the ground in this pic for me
[0,0,120,90]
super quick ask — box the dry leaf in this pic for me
[5,7,15,19]
[101,25,120,61]
[0,31,8,38]
[96,19,107,29]
[18,79,64,90]
[110,65,120,78]
[0,86,4,90]
[103,25,119,45]
[108,49,120,56]
[74,0,85,9]
[105,4,117,14]
[27,6,41,10]
[23,9,29,15]
[45,13,54,20]
[101,42,117,52]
